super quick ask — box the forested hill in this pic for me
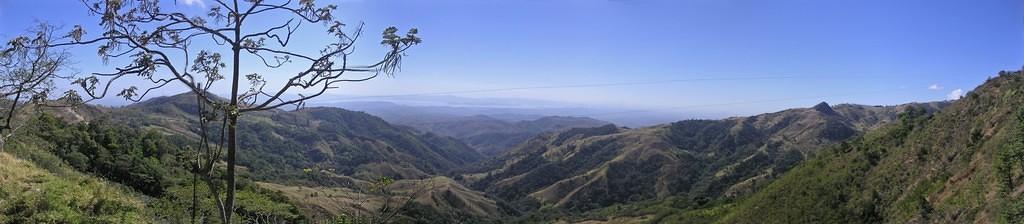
[84,93,485,183]
[1,114,304,223]
[31,93,499,222]
[711,70,1024,223]
[459,100,945,222]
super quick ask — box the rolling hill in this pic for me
[99,93,485,182]
[708,71,1024,223]
[57,93,500,222]
[461,100,946,217]
[0,152,149,223]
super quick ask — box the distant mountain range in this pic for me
[321,99,684,128]
[332,103,611,155]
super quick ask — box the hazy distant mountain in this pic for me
[428,116,608,156]
[319,97,684,127]
[319,100,616,155]
[325,101,545,123]
[350,106,610,155]
[460,100,947,216]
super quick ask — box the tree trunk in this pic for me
[224,10,243,221]
[224,115,237,223]
[224,2,244,222]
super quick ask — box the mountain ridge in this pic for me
[713,70,1024,223]
[461,100,947,217]
[105,92,486,181]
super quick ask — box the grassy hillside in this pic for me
[0,152,148,223]
[259,176,506,223]
[715,70,1024,223]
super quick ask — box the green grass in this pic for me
[0,152,149,223]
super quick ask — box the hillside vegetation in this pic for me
[3,114,304,223]
[42,93,500,222]
[462,100,944,221]
[713,70,1024,223]
[0,152,147,223]
[106,93,484,183]
[259,176,505,223]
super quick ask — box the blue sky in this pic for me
[1,0,1022,117]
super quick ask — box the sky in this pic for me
[1,0,1022,118]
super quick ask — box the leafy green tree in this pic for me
[996,106,1024,222]
[50,0,420,223]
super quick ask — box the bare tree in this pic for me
[0,24,78,153]
[50,0,420,223]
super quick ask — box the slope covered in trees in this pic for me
[46,93,497,222]
[97,93,485,183]
[1,114,303,223]
[711,70,1024,223]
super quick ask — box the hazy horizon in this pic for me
[2,0,1021,118]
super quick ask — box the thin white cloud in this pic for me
[928,84,942,91]
[181,0,205,7]
[947,88,964,100]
